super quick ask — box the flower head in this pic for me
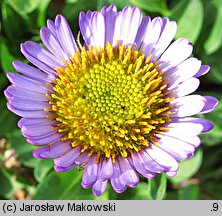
[5,5,218,196]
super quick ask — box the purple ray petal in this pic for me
[199,96,218,114]
[54,162,76,172]
[118,157,139,187]
[5,86,48,102]
[158,38,193,72]
[82,155,98,187]
[157,134,195,161]
[13,60,55,82]
[92,180,108,197]
[7,73,50,94]
[131,152,156,179]
[21,43,57,75]
[98,157,113,180]
[194,65,210,77]
[55,15,78,57]
[33,141,72,159]
[40,27,69,61]
[171,95,206,117]
[110,159,127,193]
[54,146,81,167]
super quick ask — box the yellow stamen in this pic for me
[45,42,173,161]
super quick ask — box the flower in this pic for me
[5,5,218,196]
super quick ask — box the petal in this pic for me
[54,147,80,167]
[40,27,69,61]
[110,159,127,193]
[54,163,76,172]
[75,151,90,165]
[55,15,78,57]
[171,95,206,117]
[166,121,205,136]
[171,117,214,133]
[82,155,98,187]
[6,103,52,118]
[7,73,49,94]
[21,124,55,137]
[134,17,151,47]
[90,12,105,47]
[170,77,200,97]
[145,145,179,171]
[13,60,54,82]
[118,157,139,187]
[27,132,63,145]
[162,135,201,148]
[199,96,218,114]
[22,41,63,68]
[5,86,48,102]
[47,19,57,37]
[118,6,143,46]
[99,157,113,180]
[33,141,72,159]
[112,11,123,45]
[151,18,177,61]
[79,12,92,46]
[165,57,201,90]
[138,149,165,173]
[9,97,50,111]
[143,17,162,56]
[158,135,195,161]
[92,180,108,197]
[166,170,177,177]
[21,43,56,75]
[158,38,193,72]
[18,118,53,128]
[101,5,117,46]
[131,152,156,179]
[194,65,210,77]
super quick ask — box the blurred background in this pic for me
[0,0,221,200]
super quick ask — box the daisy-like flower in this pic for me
[5,5,218,196]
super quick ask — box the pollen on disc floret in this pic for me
[45,42,173,162]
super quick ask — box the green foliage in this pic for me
[129,0,168,14]
[33,170,95,200]
[204,0,222,55]
[169,0,204,44]
[178,184,200,200]
[0,0,221,200]
[147,174,167,200]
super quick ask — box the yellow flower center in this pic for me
[45,43,173,162]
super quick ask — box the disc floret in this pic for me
[46,42,173,162]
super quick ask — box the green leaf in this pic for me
[34,159,53,182]
[169,0,203,44]
[0,168,22,199]
[147,173,167,200]
[0,38,16,73]
[130,0,168,15]
[178,184,200,200]
[104,0,133,10]
[204,1,222,55]
[66,0,79,3]
[0,98,18,137]
[6,130,39,168]
[129,0,168,15]
[1,0,33,42]
[7,0,41,15]
[108,181,153,200]
[170,149,203,185]
[33,170,95,199]
[37,0,51,27]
